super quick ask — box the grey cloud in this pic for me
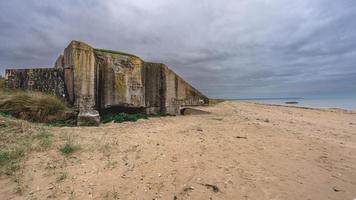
[1,0,356,98]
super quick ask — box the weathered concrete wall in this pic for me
[63,68,74,104]
[63,41,99,125]
[163,65,208,114]
[5,68,67,100]
[54,54,64,69]
[5,40,209,123]
[94,49,145,109]
[143,62,166,114]
[143,62,208,115]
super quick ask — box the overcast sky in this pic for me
[0,0,355,98]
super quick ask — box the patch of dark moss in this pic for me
[101,113,149,124]
[149,112,167,117]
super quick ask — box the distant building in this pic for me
[5,41,208,125]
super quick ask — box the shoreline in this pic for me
[242,101,356,114]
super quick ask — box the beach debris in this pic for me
[199,183,220,193]
[333,186,342,192]
[285,101,299,104]
[256,118,270,123]
[212,118,223,121]
[183,186,194,192]
[178,186,194,197]
[235,136,247,139]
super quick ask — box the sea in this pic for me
[237,98,356,111]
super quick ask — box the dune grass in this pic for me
[35,128,53,149]
[0,114,57,194]
[59,133,80,155]
[0,115,34,176]
[0,75,71,123]
[0,91,70,123]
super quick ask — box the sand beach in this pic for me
[1,101,356,200]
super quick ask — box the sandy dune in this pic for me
[1,101,356,200]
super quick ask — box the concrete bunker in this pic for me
[5,41,209,125]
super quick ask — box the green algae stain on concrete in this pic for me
[74,52,81,87]
[128,56,142,66]
[115,73,126,96]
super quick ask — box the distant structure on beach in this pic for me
[5,41,208,125]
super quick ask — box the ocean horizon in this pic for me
[235,97,356,111]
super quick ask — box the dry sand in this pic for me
[1,101,356,200]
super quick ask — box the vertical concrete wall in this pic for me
[5,68,67,101]
[63,41,99,125]
[164,66,179,114]
[143,62,166,114]
[163,65,208,114]
[54,55,64,69]
[63,47,74,104]
[94,50,145,109]
[143,62,208,115]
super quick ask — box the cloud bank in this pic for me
[1,0,355,98]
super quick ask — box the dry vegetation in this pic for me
[0,114,81,196]
[0,76,70,123]
[0,115,44,194]
[0,75,78,194]
[0,91,70,122]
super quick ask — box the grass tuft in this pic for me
[59,133,79,155]
[0,148,24,175]
[60,143,78,155]
[0,149,24,164]
[56,172,67,182]
[0,91,70,122]
[14,175,24,194]
[0,115,34,176]
[36,128,52,148]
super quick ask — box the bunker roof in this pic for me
[93,48,140,59]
